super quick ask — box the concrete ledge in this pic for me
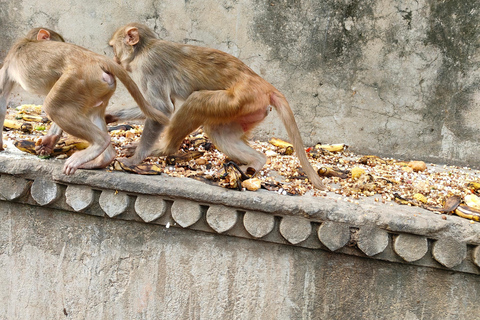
[0,154,479,275]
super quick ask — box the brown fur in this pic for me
[0,28,169,175]
[110,23,325,189]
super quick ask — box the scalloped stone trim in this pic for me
[1,173,479,275]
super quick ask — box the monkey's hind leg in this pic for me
[77,106,116,170]
[43,76,112,175]
[0,70,15,151]
[204,123,267,174]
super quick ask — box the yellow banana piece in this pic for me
[4,119,33,133]
[16,104,43,114]
[269,137,293,149]
[467,182,480,192]
[315,143,347,152]
[464,194,480,210]
[14,140,37,154]
[413,193,428,204]
[455,205,480,222]
[4,119,24,130]
[21,115,49,123]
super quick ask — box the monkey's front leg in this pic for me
[35,123,63,156]
[120,118,165,166]
[0,74,15,151]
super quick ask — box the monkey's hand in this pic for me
[35,135,60,156]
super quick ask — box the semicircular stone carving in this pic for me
[432,238,467,269]
[134,195,167,223]
[31,178,61,206]
[99,190,130,218]
[279,216,312,245]
[357,226,389,257]
[65,185,95,212]
[317,221,351,251]
[206,205,238,233]
[243,211,275,238]
[171,200,202,228]
[0,175,30,200]
[393,234,428,262]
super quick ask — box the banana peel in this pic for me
[15,104,43,114]
[317,167,349,179]
[3,119,33,133]
[14,138,88,158]
[18,114,50,123]
[315,143,347,153]
[424,195,461,213]
[165,151,204,165]
[464,194,480,210]
[113,159,163,175]
[455,205,480,222]
[269,138,293,149]
[467,182,480,193]
[358,155,388,166]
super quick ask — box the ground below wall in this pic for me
[0,154,479,319]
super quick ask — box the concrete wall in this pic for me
[2,202,479,320]
[1,156,480,319]
[1,0,480,167]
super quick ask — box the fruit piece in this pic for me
[241,178,262,191]
[413,193,428,204]
[351,167,365,180]
[4,119,34,133]
[16,104,43,114]
[464,194,480,210]
[317,167,348,179]
[269,137,293,149]
[455,205,480,222]
[467,182,480,192]
[21,114,50,123]
[408,160,427,172]
[315,143,347,152]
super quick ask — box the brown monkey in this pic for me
[0,28,169,175]
[109,23,325,189]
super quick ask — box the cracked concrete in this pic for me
[1,0,480,168]
[1,152,480,318]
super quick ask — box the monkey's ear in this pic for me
[37,29,51,41]
[125,27,140,46]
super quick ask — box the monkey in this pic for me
[109,23,326,190]
[0,28,169,175]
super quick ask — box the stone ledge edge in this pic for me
[0,156,479,274]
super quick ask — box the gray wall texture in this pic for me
[2,202,480,320]
[1,0,480,167]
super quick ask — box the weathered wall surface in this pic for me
[1,156,480,319]
[1,0,480,167]
[1,202,480,320]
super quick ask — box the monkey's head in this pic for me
[25,27,65,42]
[109,23,157,68]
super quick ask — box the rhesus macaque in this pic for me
[109,23,325,189]
[0,28,169,175]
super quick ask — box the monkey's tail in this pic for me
[270,92,326,190]
[100,60,169,125]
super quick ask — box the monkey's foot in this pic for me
[79,147,116,170]
[122,141,139,157]
[117,156,143,167]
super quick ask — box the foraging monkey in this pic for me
[0,28,169,175]
[109,23,325,189]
